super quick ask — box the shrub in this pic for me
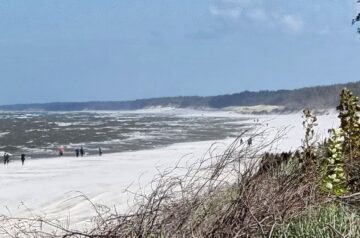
[337,88,360,161]
[337,88,360,192]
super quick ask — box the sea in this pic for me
[0,109,252,159]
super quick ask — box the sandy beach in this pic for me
[0,110,339,230]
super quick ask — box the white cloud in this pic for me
[281,15,304,32]
[209,5,242,19]
[209,0,305,33]
[201,0,354,38]
[247,8,267,22]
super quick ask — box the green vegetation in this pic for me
[274,204,360,237]
[337,88,360,193]
[321,128,347,196]
[337,88,360,161]
[278,88,360,237]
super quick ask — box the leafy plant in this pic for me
[353,0,360,34]
[322,128,347,196]
[301,109,318,163]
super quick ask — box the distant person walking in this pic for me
[4,153,10,165]
[247,138,253,147]
[98,147,102,156]
[21,154,26,165]
[75,148,80,157]
[58,146,64,156]
[80,146,84,157]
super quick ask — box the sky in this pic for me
[0,0,360,105]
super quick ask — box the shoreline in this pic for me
[0,108,255,160]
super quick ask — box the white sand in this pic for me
[0,110,339,230]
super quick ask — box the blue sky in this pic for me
[0,0,359,104]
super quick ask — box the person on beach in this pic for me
[58,146,64,156]
[21,154,26,165]
[98,147,102,156]
[75,148,80,157]
[247,138,252,146]
[3,153,7,165]
[80,146,84,157]
[4,153,10,165]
